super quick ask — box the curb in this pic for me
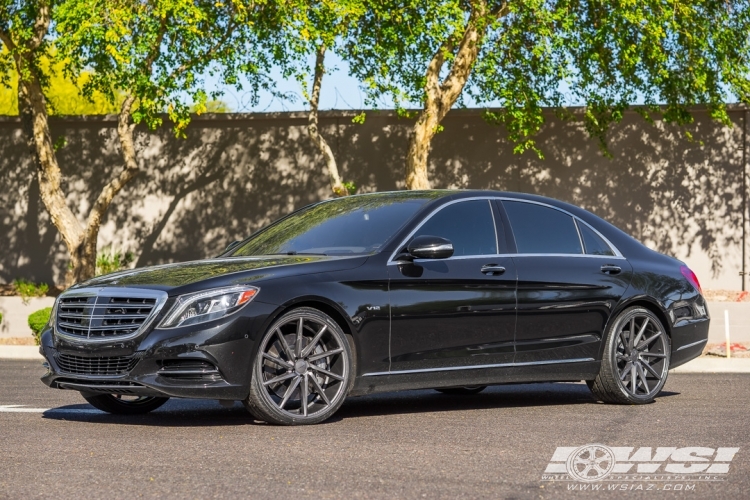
[0,346,43,360]
[670,357,750,373]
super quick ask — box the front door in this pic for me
[388,199,517,373]
[500,200,632,364]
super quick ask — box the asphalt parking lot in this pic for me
[1,360,748,499]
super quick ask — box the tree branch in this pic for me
[0,29,16,51]
[29,2,51,50]
[307,43,345,195]
[166,20,237,82]
[84,94,139,238]
[436,0,506,119]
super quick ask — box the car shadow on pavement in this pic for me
[41,400,261,427]
[39,382,680,427]
[331,382,681,422]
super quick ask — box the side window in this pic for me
[412,200,497,256]
[577,221,615,256]
[502,201,582,254]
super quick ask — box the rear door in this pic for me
[500,200,632,364]
[388,199,517,374]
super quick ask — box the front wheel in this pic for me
[588,307,670,404]
[244,308,353,425]
[82,393,169,415]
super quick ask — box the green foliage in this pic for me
[12,279,49,305]
[0,312,3,325]
[28,307,52,345]
[346,0,750,155]
[342,181,357,195]
[0,50,123,116]
[96,247,134,276]
[54,0,283,137]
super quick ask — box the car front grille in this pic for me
[55,352,143,376]
[55,289,166,341]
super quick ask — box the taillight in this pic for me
[680,265,702,294]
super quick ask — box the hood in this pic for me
[73,255,366,292]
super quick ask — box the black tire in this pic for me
[435,386,487,395]
[588,306,671,404]
[244,307,353,425]
[82,393,169,415]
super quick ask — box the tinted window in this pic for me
[578,221,615,256]
[412,200,497,256]
[231,193,441,256]
[502,201,582,254]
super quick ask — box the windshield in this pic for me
[229,192,443,257]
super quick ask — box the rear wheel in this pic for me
[244,308,353,425]
[82,393,169,415]
[435,386,487,395]
[588,307,670,404]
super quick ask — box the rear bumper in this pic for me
[670,317,710,369]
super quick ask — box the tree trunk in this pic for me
[404,0,499,190]
[15,55,141,284]
[16,58,86,285]
[307,44,347,196]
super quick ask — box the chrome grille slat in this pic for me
[54,288,167,342]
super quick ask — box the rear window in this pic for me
[502,201,582,254]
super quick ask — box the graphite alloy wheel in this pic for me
[588,307,670,404]
[82,393,169,415]
[244,307,353,425]
[435,386,487,395]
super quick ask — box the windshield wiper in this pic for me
[284,251,328,256]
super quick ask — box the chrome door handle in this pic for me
[481,264,506,275]
[601,264,622,275]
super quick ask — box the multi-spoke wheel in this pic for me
[435,386,487,395]
[244,307,353,425]
[81,393,169,415]
[588,307,670,404]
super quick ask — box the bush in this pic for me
[0,312,3,325]
[12,279,49,305]
[28,307,52,345]
[96,247,134,276]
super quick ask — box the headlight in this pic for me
[158,285,259,329]
[48,297,59,331]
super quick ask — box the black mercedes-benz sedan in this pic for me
[40,190,709,425]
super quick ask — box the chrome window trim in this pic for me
[487,199,500,254]
[387,196,624,265]
[362,357,596,377]
[53,287,169,344]
[573,218,585,254]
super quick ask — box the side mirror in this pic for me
[407,235,454,260]
[224,240,241,253]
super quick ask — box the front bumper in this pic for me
[40,301,278,400]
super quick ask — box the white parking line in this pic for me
[0,404,50,413]
[0,404,104,414]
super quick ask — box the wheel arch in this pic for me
[598,296,672,360]
[255,296,359,375]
